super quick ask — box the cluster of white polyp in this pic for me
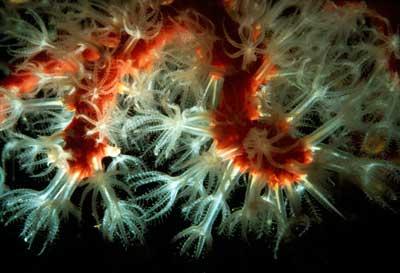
[0,0,399,258]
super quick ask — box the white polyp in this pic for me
[273,186,287,220]
[236,175,267,226]
[202,76,223,108]
[174,161,238,257]
[286,92,319,123]
[304,114,344,145]
[301,176,343,218]
[99,182,144,244]
[0,89,24,131]
[41,170,78,200]
[200,193,223,235]
[0,166,5,194]
[1,170,79,253]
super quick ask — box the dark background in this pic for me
[1,189,399,272]
[1,1,400,272]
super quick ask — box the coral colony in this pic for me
[0,0,399,257]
